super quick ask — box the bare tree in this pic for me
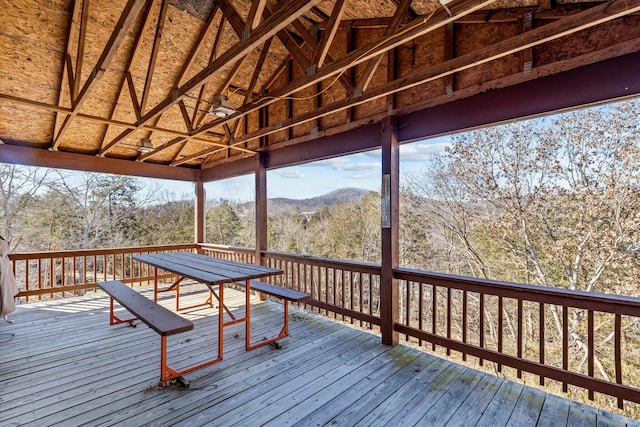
[0,164,51,250]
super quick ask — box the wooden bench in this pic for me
[236,280,309,350]
[98,280,210,387]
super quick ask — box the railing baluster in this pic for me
[498,296,503,372]
[517,299,522,378]
[588,309,594,400]
[615,314,623,409]
[341,269,346,321]
[432,285,437,351]
[418,282,423,347]
[462,289,467,362]
[405,281,411,341]
[563,305,569,393]
[479,292,484,366]
[539,302,545,386]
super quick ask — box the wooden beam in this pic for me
[191,17,227,126]
[245,0,268,35]
[357,0,413,92]
[97,0,158,152]
[224,0,640,148]
[444,22,455,95]
[243,38,273,104]
[255,151,268,265]
[74,0,90,100]
[99,0,321,157]
[53,0,81,142]
[0,144,197,181]
[53,0,147,150]
[380,115,399,346]
[521,12,534,75]
[194,177,206,243]
[288,17,354,93]
[140,0,169,114]
[126,72,142,121]
[215,0,245,36]
[191,0,497,138]
[312,0,347,68]
[0,93,224,141]
[178,100,193,132]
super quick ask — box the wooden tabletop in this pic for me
[133,252,282,285]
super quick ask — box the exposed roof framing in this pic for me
[1,0,639,180]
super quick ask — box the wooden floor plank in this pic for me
[444,373,503,426]
[376,362,468,426]
[1,287,636,427]
[506,386,547,426]
[475,380,525,427]
[350,356,452,426]
[286,346,426,427]
[537,392,571,427]
[567,399,598,426]
[415,368,487,425]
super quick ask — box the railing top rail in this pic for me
[263,249,382,274]
[396,267,640,315]
[8,243,198,260]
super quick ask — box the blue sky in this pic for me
[200,136,451,202]
[23,136,450,202]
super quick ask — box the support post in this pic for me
[194,176,206,250]
[381,115,399,346]
[255,152,268,267]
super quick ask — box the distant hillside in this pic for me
[237,188,375,213]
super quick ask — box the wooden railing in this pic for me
[7,243,640,410]
[203,244,640,410]
[8,244,197,301]
[200,244,382,326]
[395,268,640,410]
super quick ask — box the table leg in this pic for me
[153,267,158,302]
[245,279,251,350]
[218,283,224,360]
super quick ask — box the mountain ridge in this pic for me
[235,187,375,213]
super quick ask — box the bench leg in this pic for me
[245,294,290,352]
[159,333,223,387]
[108,298,137,327]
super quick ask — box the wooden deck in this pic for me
[1,285,638,427]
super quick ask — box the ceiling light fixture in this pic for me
[209,94,237,118]
[137,138,154,153]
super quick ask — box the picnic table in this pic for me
[134,251,285,350]
[99,252,289,386]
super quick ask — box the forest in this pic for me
[1,100,638,297]
[2,99,639,414]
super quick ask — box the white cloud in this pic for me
[309,157,378,172]
[400,141,450,162]
[276,169,305,179]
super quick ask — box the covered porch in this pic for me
[1,0,640,423]
[3,282,638,426]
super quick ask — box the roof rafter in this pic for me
[139,0,169,114]
[52,0,147,150]
[312,0,347,69]
[97,0,158,151]
[357,0,413,93]
[53,0,81,136]
[191,0,498,138]
[98,0,322,157]
[223,0,640,149]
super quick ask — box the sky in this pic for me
[199,136,451,202]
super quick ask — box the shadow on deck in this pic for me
[1,285,638,426]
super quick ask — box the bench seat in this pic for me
[245,280,310,302]
[99,280,218,387]
[98,280,193,336]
